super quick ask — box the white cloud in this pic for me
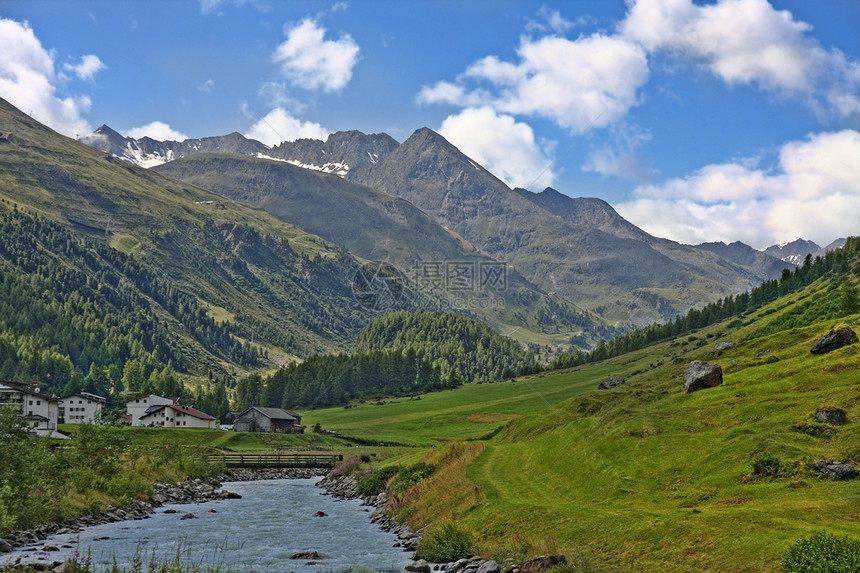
[273,18,359,93]
[583,123,653,182]
[126,121,188,141]
[0,18,94,137]
[245,107,329,147]
[197,79,215,92]
[620,0,860,115]
[614,130,860,248]
[63,54,106,81]
[438,106,556,189]
[526,5,575,35]
[420,32,649,133]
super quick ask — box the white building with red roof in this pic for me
[138,403,216,429]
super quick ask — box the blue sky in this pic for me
[1,0,859,249]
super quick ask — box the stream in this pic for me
[2,478,411,572]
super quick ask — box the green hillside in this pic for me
[306,244,860,572]
[0,97,387,392]
[155,153,617,349]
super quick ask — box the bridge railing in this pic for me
[208,453,342,468]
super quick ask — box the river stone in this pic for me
[810,327,858,354]
[0,539,12,552]
[406,560,431,573]
[815,459,858,480]
[598,376,625,390]
[42,545,59,552]
[163,509,177,514]
[815,407,848,425]
[714,341,735,351]
[520,555,567,573]
[313,511,327,517]
[683,361,723,394]
[180,513,195,520]
[290,551,329,560]
[477,560,500,573]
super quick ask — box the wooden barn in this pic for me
[233,407,304,434]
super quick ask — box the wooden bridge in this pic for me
[209,452,343,468]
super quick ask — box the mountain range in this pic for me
[106,125,801,326]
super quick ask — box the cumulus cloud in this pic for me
[614,130,860,248]
[420,32,649,133]
[620,0,860,115]
[438,107,556,189]
[0,18,94,137]
[245,107,329,147]
[273,18,360,93]
[63,54,106,81]
[126,121,188,141]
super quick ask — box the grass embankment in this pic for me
[315,279,860,572]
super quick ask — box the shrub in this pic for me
[751,452,782,478]
[782,530,860,572]
[388,462,438,493]
[356,465,400,496]
[416,523,475,562]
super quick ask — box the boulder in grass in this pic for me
[815,407,848,426]
[683,361,723,394]
[598,376,625,390]
[815,459,858,480]
[810,327,858,354]
[521,556,567,573]
[714,341,735,351]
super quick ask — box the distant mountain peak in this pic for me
[764,238,823,266]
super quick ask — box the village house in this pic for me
[59,392,106,424]
[0,380,64,438]
[233,407,304,433]
[125,394,179,426]
[138,403,216,428]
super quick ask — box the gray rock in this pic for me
[290,551,329,560]
[477,560,500,573]
[520,556,567,573]
[179,513,195,520]
[683,361,723,394]
[313,511,327,517]
[714,341,735,351]
[598,376,625,390]
[810,327,858,354]
[406,559,432,573]
[42,545,59,552]
[728,359,738,365]
[814,407,848,425]
[815,459,858,480]
[0,539,12,552]
[756,349,771,357]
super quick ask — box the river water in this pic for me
[2,478,411,572]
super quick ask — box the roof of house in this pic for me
[126,394,180,407]
[140,403,215,421]
[62,392,107,403]
[0,380,55,401]
[236,407,301,421]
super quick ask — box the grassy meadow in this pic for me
[310,277,860,572]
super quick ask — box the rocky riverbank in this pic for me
[316,473,567,573]
[1,468,327,571]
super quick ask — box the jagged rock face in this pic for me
[810,327,858,354]
[694,241,792,280]
[683,360,723,394]
[80,126,268,167]
[764,238,822,266]
[267,130,400,176]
